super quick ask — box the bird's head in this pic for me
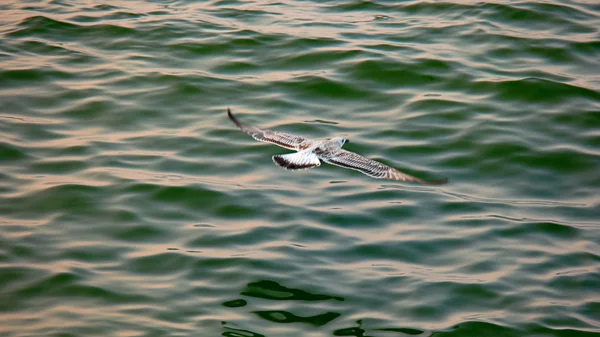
[331,137,349,147]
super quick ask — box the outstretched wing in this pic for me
[324,150,448,185]
[272,151,321,170]
[227,108,314,151]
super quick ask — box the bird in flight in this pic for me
[227,109,448,185]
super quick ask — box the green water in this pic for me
[1,1,599,336]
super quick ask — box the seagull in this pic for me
[227,109,448,185]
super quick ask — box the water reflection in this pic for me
[332,320,369,337]
[222,279,344,335]
[333,320,426,336]
[241,280,344,302]
[222,280,430,336]
[222,324,265,337]
[254,310,340,326]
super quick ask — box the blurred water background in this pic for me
[1,1,599,336]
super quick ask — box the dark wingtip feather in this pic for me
[227,108,241,127]
[227,108,246,132]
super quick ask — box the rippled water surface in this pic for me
[1,1,600,336]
